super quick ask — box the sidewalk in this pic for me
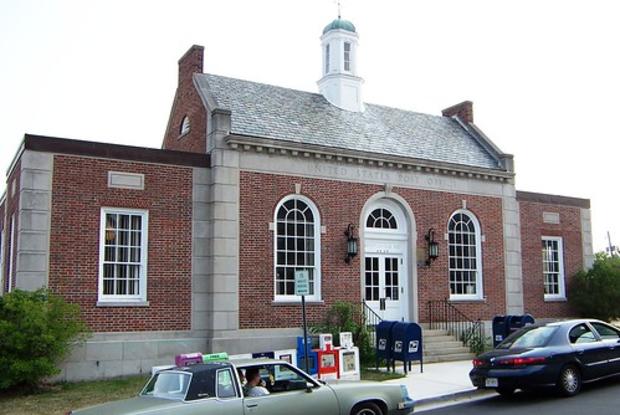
[381,360,493,407]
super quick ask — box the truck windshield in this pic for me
[498,326,558,349]
[141,372,192,401]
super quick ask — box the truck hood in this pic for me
[71,396,183,415]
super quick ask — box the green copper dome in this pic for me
[322,18,356,35]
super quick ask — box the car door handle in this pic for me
[246,403,258,408]
[577,349,584,355]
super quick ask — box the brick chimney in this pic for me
[442,101,474,124]
[178,45,204,86]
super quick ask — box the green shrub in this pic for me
[570,253,620,321]
[0,289,89,390]
[311,301,375,364]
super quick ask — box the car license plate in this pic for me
[485,378,498,388]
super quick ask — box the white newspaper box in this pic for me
[338,347,360,380]
[319,333,333,350]
[338,332,360,380]
[229,353,253,361]
[275,349,298,367]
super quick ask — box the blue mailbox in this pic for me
[492,315,510,348]
[375,320,398,370]
[508,314,535,336]
[391,322,423,374]
[296,336,318,376]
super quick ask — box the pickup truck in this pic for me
[68,358,415,415]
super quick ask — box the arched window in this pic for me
[448,210,483,299]
[366,208,397,229]
[180,116,190,136]
[274,196,321,301]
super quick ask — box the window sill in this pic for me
[271,300,324,306]
[544,297,567,303]
[96,301,150,307]
[449,296,486,303]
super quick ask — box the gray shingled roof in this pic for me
[195,73,502,170]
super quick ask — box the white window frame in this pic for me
[542,236,566,300]
[325,44,330,74]
[98,208,149,303]
[343,42,351,72]
[180,116,191,136]
[273,195,321,302]
[448,209,483,301]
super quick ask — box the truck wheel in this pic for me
[557,365,581,397]
[351,402,383,415]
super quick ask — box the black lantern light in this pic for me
[425,228,439,266]
[344,224,358,264]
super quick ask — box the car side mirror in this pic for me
[305,383,314,393]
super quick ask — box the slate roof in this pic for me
[195,73,503,170]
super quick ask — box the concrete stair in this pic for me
[422,329,475,363]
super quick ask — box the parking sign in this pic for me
[295,270,310,296]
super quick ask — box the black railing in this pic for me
[361,300,382,344]
[428,299,484,354]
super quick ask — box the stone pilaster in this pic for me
[502,185,524,314]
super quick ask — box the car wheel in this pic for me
[557,365,581,397]
[496,386,515,397]
[351,402,383,415]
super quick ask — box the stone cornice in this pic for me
[225,134,514,183]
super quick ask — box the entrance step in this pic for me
[420,328,476,364]
[423,352,475,364]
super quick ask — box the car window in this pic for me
[239,363,316,395]
[591,322,620,340]
[141,372,192,401]
[497,326,557,349]
[569,324,597,344]
[217,369,238,399]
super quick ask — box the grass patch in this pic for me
[0,375,148,415]
[361,368,405,381]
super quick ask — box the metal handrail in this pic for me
[361,300,382,331]
[428,298,484,353]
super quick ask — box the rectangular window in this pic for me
[5,215,15,293]
[542,236,565,300]
[325,44,330,74]
[344,42,351,71]
[99,208,148,303]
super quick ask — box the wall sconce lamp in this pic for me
[344,224,358,264]
[425,228,439,266]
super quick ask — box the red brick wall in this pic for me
[49,155,193,332]
[3,160,20,293]
[0,197,5,292]
[162,45,208,154]
[519,200,583,318]
[239,171,506,329]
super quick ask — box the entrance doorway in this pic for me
[362,198,411,321]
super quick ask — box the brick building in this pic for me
[0,18,593,380]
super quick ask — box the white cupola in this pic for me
[317,17,364,112]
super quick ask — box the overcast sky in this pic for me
[1,0,618,253]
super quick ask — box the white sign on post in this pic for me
[295,270,310,296]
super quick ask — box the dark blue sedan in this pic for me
[470,319,620,397]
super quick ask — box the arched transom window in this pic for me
[366,208,397,229]
[274,196,321,301]
[180,116,190,136]
[448,210,483,299]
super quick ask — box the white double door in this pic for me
[364,252,407,321]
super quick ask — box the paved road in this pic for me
[421,376,620,415]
